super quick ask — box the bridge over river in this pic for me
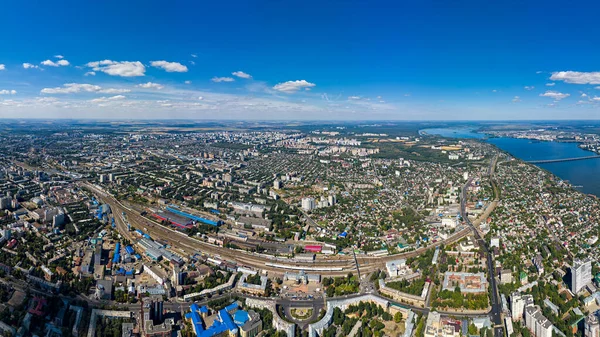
[528,155,600,164]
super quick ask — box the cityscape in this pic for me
[2,1,600,337]
[0,121,599,337]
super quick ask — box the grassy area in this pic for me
[386,278,426,296]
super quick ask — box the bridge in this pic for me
[528,155,600,164]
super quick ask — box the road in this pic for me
[461,156,503,337]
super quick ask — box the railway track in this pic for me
[82,182,472,277]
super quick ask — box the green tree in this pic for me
[468,323,478,335]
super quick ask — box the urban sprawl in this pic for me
[0,123,599,337]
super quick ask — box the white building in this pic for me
[572,258,593,294]
[490,237,500,248]
[511,292,534,322]
[586,314,600,337]
[386,259,407,277]
[525,306,553,337]
[441,217,457,228]
[301,197,315,211]
[327,195,336,206]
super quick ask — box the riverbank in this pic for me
[420,128,600,197]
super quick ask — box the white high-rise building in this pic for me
[511,292,525,321]
[572,258,593,294]
[586,314,600,337]
[301,197,315,211]
[525,306,553,337]
[328,194,336,206]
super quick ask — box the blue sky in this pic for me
[1,0,600,120]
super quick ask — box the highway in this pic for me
[461,156,503,337]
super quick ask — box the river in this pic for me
[420,128,600,197]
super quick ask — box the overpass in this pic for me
[528,155,600,164]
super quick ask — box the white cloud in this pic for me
[99,88,131,94]
[492,89,497,93]
[550,71,600,85]
[581,93,588,98]
[150,60,188,73]
[54,55,64,59]
[41,59,70,67]
[539,90,570,100]
[23,63,39,69]
[595,86,600,90]
[524,86,535,91]
[191,54,197,58]
[512,96,521,102]
[90,95,126,103]
[545,83,555,86]
[592,96,600,102]
[348,96,361,100]
[185,80,192,84]
[0,64,5,71]
[198,96,204,100]
[212,77,235,83]
[0,90,17,95]
[84,71,96,76]
[136,82,164,90]
[86,60,145,77]
[232,71,252,79]
[273,80,316,93]
[41,83,129,94]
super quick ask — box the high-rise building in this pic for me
[0,196,11,210]
[525,306,553,337]
[301,197,315,211]
[511,292,525,321]
[328,194,337,206]
[143,295,165,325]
[572,258,593,294]
[99,174,107,183]
[586,314,600,337]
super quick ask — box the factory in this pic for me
[137,237,184,266]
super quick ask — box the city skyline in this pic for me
[1,0,600,120]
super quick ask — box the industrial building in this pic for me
[185,302,263,337]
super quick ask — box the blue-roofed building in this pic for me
[224,302,238,313]
[112,242,120,264]
[185,301,262,337]
[125,246,135,254]
[219,308,238,335]
[165,206,221,226]
[233,311,249,326]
